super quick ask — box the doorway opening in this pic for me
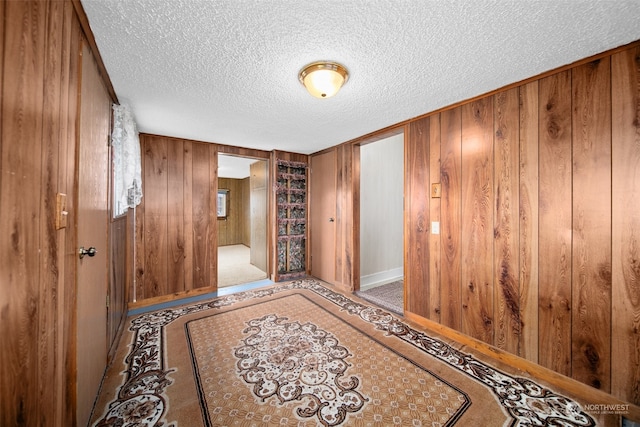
[355,133,404,314]
[217,154,269,287]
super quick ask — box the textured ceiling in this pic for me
[81,0,640,155]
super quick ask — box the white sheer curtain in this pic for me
[112,103,142,217]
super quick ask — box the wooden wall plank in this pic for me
[429,114,442,322]
[167,139,185,294]
[217,177,247,246]
[405,117,431,317]
[571,58,612,391]
[0,2,47,425]
[538,70,573,376]
[135,138,146,301]
[108,216,127,358]
[60,4,81,423]
[183,141,194,291]
[41,2,65,423]
[143,136,169,297]
[440,107,462,330]
[461,99,494,344]
[493,87,521,354]
[191,142,211,288]
[518,81,539,363]
[217,177,230,245]
[611,45,640,405]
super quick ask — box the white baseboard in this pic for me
[359,267,403,291]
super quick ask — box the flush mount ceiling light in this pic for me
[298,61,349,98]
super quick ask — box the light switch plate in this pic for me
[431,183,441,198]
[56,193,68,230]
[432,221,440,235]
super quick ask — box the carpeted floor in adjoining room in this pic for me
[90,279,622,427]
[356,279,404,315]
[218,244,267,288]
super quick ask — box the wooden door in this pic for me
[310,150,337,283]
[76,43,111,426]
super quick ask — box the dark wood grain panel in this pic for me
[167,139,185,294]
[571,58,612,392]
[518,81,539,363]
[218,144,270,160]
[59,5,81,423]
[461,99,494,344]
[611,46,640,405]
[538,70,572,376]
[493,88,521,354]
[405,117,431,317]
[217,177,247,246]
[0,2,47,425]
[41,2,65,423]
[135,137,146,301]
[143,136,169,297]
[440,107,462,330]
[183,141,194,291]
[108,216,127,359]
[429,114,442,322]
[191,142,211,288]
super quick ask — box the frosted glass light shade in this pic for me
[299,62,349,98]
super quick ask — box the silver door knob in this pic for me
[79,246,97,259]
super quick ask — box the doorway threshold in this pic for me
[128,278,274,316]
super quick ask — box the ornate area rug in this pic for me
[91,279,600,427]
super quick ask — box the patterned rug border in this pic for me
[93,279,596,427]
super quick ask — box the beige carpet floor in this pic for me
[218,244,267,287]
[90,279,612,427]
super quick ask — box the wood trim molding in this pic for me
[71,0,118,103]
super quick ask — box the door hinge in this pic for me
[106,295,109,308]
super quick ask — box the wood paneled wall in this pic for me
[404,44,640,404]
[0,2,81,425]
[0,1,121,424]
[108,215,129,360]
[135,137,305,302]
[136,134,219,301]
[217,177,250,246]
